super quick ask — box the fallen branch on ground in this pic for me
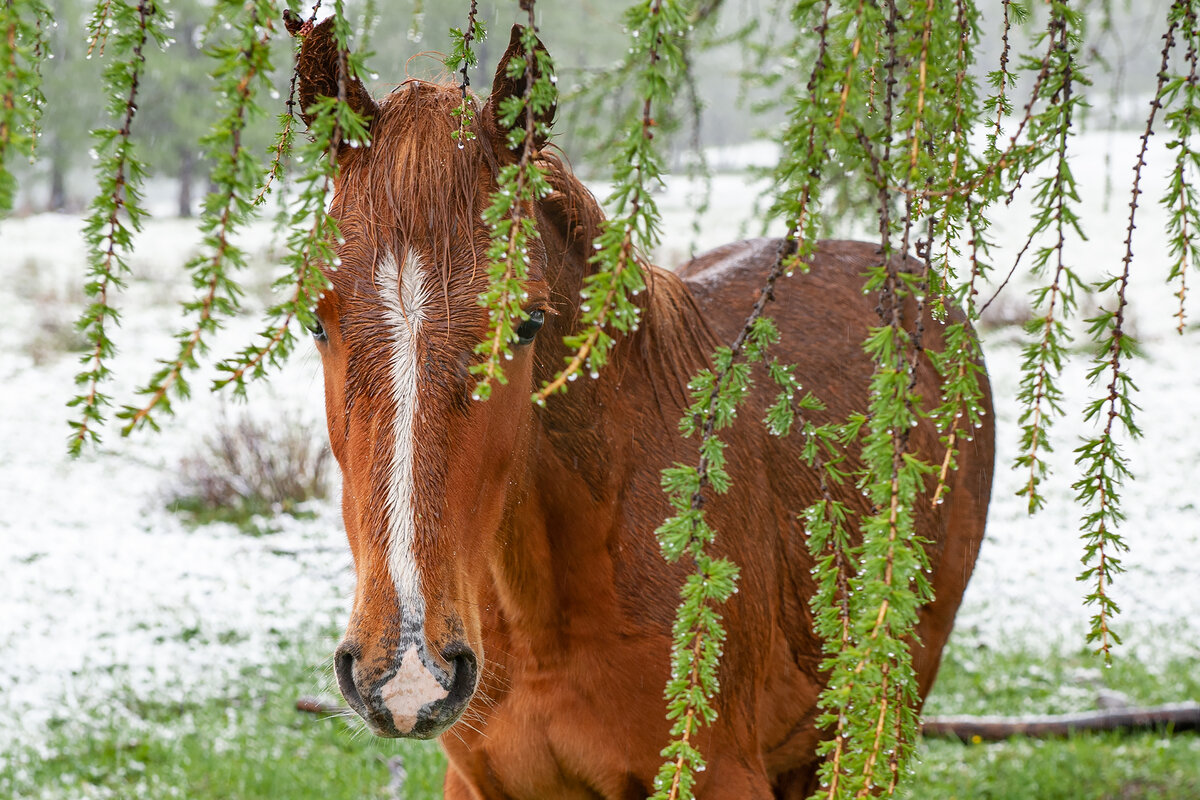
[922,702,1200,741]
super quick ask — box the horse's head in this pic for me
[290,19,570,738]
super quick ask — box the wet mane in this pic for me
[332,80,605,289]
[332,81,492,281]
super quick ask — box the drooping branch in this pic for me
[536,0,685,401]
[68,0,164,453]
[1070,1,1179,663]
[444,0,482,146]
[469,9,556,401]
[1164,0,1200,334]
[1013,5,1087,516]
[0,0,50,213]
[214,1,373,395]
[119,0,278,433]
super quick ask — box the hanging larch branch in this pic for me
[1071,1,1181,662]
[215,0,373,395]
[1164,0,1200,334]
[445,0,482,146]
[0,0,50,214]
[1013,4,1087,515]
[535,0,685,401]
[469,2,554,401]
[119,0,278,433]
[68,0,165,454]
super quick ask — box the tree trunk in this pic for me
[178,146,193,218]
[48,140,66,212]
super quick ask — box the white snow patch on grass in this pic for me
[0,215,350,751]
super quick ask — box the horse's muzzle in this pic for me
[335,639,478,738]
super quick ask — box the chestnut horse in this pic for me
[287,18,994,800]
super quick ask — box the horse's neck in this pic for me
[485,241,718,657]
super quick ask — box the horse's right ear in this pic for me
[283,11,379,137]
[482,24,556,160]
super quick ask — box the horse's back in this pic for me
[676,237,983,440]
[676,238,947,448]
[674,238,995,789]
[678,238,922,371]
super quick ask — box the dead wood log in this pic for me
[921,702,1200,742]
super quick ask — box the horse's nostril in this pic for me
[445,648,479,707]
[334,647,367,716]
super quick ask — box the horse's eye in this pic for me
[307,318,327,342]
[515,309,545,345]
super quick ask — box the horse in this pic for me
[284,16,995,799]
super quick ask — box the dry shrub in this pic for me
[168,412,332,533]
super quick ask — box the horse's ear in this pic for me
[483,24,556,160]
[283,11,379,137]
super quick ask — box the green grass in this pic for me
[901,642,1200,800]
[2,638,1196,799]
[166,496,320,537]
[0,642,447,800]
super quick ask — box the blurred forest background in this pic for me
[8,0,1175,219]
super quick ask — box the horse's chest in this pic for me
[445,666,659,799]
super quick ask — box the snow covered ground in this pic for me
[1,131,1197,754]
[0,215,352,751]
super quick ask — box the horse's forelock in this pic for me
[335,82,493,284]
[335,80,600,280]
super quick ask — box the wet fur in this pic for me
[298,19,995,799]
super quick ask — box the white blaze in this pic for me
[376,248,430,612]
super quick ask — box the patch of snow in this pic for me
[0,215,351,751]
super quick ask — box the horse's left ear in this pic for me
[483,24,556,159]
[283,11,379,139]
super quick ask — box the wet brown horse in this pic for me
[287,18,994,799]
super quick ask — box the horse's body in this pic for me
[287,18,994,799]
[434,238,993,799]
